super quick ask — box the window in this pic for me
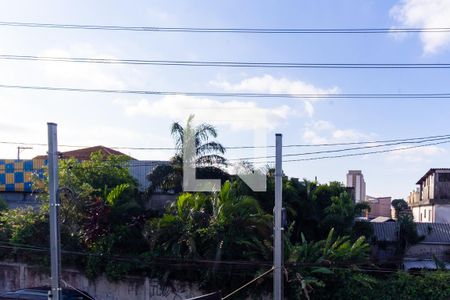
[439,173,450,182]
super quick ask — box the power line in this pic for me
[1,21,450,34]
[3,54,450,69]
[5,139,450,170]
[3,83,450,99]
[231,135,450,161]
[281,140,450,163]
[1,133,450,152]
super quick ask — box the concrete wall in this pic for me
[435,204,450,223]
[412,204,450,223]
[406,244,450,260]
[0,262,204,300]
[366,196,391,219]
[412,205,434,223]
[0,192,39,209]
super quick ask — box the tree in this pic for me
[391,199,409,220]
[31,151,148,279]
[171,114,226,166]
[148,115,228,193]
[285,228,370,299]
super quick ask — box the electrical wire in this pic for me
[0,242,429,275]
[3,54,450,69]
[1,21,450,34]
[2,133,450,150]
[230,135,450,161]
[281,139,450,163]
[3,83,450,99]
[2,138,450,170]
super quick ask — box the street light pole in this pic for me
[274,133,283,300]
[48,123,61,300]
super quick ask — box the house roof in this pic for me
[403,259,450,270]
[372,222,450,244]
[416,168,450,185]
[34,145,136,161]
[370,216,395,223]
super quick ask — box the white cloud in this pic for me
[385,144,446,162]
[40,45,126,88]
[302,120,373,144]
[210,75,340,117]
[123,95,291,130]
[390,0,450,54]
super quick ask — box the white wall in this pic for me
[412,205,434,223]
[0,262,202,300]
[435,204,450,223]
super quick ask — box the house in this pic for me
[35,145,168,191]
[407,168,450,223]
[371,222,450,269]
[365,196,392,219]
[0,146,168,208]
[33,145,136,161]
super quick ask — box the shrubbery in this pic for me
[0,151,449,299]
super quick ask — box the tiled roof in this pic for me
[372,222,398,242]
[370,216,395,223]
[403,259,450,270]
[371,222,450,244]
[34,145,135,161]
[416,223,450,244]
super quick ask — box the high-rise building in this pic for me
[346,170,366,203]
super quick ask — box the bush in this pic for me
[301,270,450,300]
[0,196,7,211]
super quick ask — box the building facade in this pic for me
[407,168,450,223]
[365,196,392,219]
[371,222,450,269]
[346,170,366,203]
[0,146,168,208]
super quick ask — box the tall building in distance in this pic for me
[346,170,366,203]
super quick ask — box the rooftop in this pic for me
[416,168,450,185]
[372,222,450,244]
[34,145,136,161]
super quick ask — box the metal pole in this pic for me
[274,133,283,300]
[48,123,61,300]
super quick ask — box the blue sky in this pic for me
[1,0,450,198]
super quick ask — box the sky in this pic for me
[1,0,450,199]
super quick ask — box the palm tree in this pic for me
[147,115,228,193]
[171,114,227,166]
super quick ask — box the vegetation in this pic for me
[391,198,409,219]
[148,114,228,193]
[0,117,448,298]
[0,196,7,211]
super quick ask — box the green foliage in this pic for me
[285,228,370,299]
[375,271,450,300]
[396,212,423,254]
[149,115,228,193]
[288,270,450,300]
[0,196,8,211]
[392,198,409,219]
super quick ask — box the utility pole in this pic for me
[274,133,283,300]
[48,123,61,300]
[17,146,33,160]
